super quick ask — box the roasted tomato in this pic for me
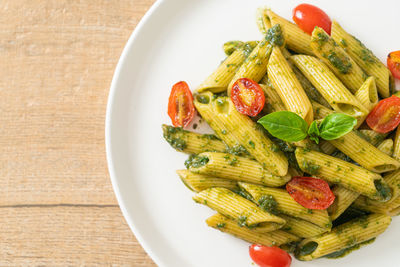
[286,176,335,210]
[167,81,195,127]
[366,95,400,133]
[293,4,332,35]
[231,78,265,117]
[387,51,400,79]
[249,244,292,267]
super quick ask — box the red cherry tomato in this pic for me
[293,4,332,35]
[249,244,291,267]
[286,176,335,210]
[231,78,265,117]
[387,51,400,79]
[366,95,400,133]
[167,81,195,127]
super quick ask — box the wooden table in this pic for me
[0,0,156,265]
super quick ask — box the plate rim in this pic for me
[105,0,164,265]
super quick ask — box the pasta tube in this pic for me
[259,84,286,112]
[280,215,328,238]
[377,139,394,156]
[197,48,250,93]
[354,77,378,111]
[206,213,299,246]
[328,131,400,173]
[268,47,313,124]
[239,182,331,229]
[223,41,258,56]
[393,127,400,161]
[194,92,288,176]
[176,169,237,192]
[291,55,369,126]
[267,9,313,55]
[310,27,365,94]
[331,20,392,97]
[296,214,391,261]
[227,38,273,95]
[188,152,291,187]
[162,124,226,154]
[193,187,286,232]
[295,148,391,201]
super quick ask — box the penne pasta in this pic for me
[354,76,378,111]
[291,55,369,126]
[377,139,394,156]
[331,20,392,97]
[393,127,400,161]
[280,214,328,238]
[296,214,391,261]
[267,9,314,55]
[197,48,250,93]
[206,213,299,246]
[328,131,400,173]
[295,148,391,201]
[268,47,313,124]
[259,84,286,112]
[194,92,288,176]
[239,182,331,230]
[188,152,291,187]
[193,187,286,232]
[227,37,273,95]
[162,124,226,154]
[176,169,238,192]
[310,27,365,94]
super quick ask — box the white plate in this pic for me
[106,0,400,266]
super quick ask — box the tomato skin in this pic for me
[286,176,335,210]
[293,4,331,35]
[249,244,291,267]
[231,78,265,117]
[366,95,400,133]
[167,81,195,127]
[387,51,400,79]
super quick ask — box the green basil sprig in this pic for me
[258,111,357,143]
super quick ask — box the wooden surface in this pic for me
[0,0,156,265]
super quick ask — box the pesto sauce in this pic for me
[195,94,210,104]
[326,51,352,74]
[315,32,329,47]
[332,207,369,227]
[234,188,254,201]
[258,195,279,215]
[225,144,250,157]
[184,154,209,169]
[353,36,377,64]
[325,238,375,259]
[216,222,226,228]
[296,241,318,257]
[302,161,321,175]
[162,125,187,151]
[237,215,248,227]
[265,24,284,47]
[374,179,392,201]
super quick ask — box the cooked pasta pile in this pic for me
[162,7,398,261]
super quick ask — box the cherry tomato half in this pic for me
[366,95,400,133]
[387,51,400,79]
[167,81,195,127]
[231,78,265,117]
[249,244,291,267]
[286,176,335,210]
[293,4,332,35]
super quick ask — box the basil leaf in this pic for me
[258,111,308,142]
[319,113,357,140]
[308,120,320,144]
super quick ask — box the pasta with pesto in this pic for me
[161,4,398,263]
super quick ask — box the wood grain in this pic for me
[0,0,156,265]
